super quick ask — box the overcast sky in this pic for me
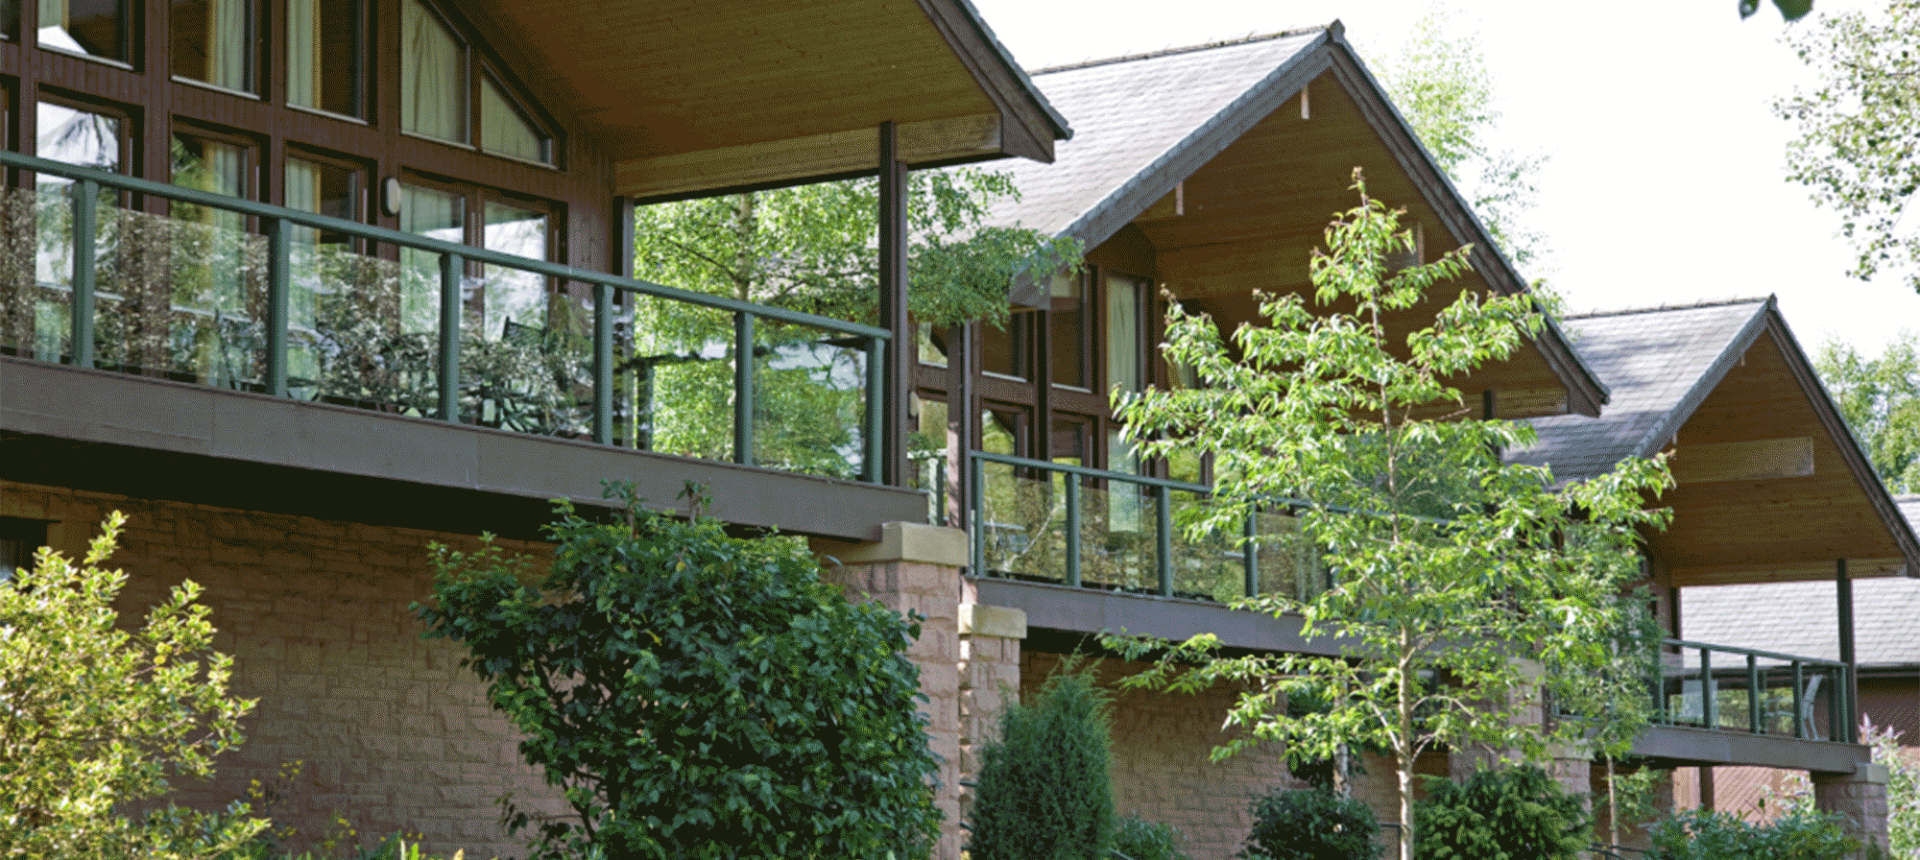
[968,0,1919,357]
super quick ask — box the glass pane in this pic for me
[400,0,465,143]
[477,201,546,332]
[629,295,733,459]
[910,395,948,522]
[1170,490,1239,602]
[1049,270,1085,387]
[751,320,866,479]
[287,0,361,116]
[1106,273,1141,395]
[394,183,462,413]
[1075,478,1156,593]
[165,135,261,388]
[1253,510,1323,602]
[171,0,256,92]
[480,75,546,163]
[980,311,1029,378]
[28,103,121,366]
[284,156,360,393]
[978,460,1058,582]
[916,322,946,367]
[1049,414,1086,467]
[39,0,127,60]
[3,0,17,39]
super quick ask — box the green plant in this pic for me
[1413,766,1589,860]
[968,668,1115,860]
[1863,718,1919,860]
[1113,815,1190,860]
[0,512,266,859]
[1646,807,1857,860]
[1240,787,1380,860]
[415,483,940,860]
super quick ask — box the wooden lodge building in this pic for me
[3,6,1915,858]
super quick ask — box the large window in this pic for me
[171,0,259,93]
[401,0,551,164]
[1049,270,1087,388]
[1105,272,1144,396]
[37,0,130,61]
[286,0,361,116]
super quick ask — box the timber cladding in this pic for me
[0,479,569,858]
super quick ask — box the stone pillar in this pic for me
[957,602,1027,829]
[1813,762,1890,858]
[813,522,968,860]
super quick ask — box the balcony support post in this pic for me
[1243,509,1259,599]
[265,218,292,398]
[864,335,885,481]
[1701,646,1717,729]
[734,311,755,467]
[1792,660,1807,739]
[596,196,633,446]
[1836,557,1856,744]
[1156,485,1173,597]
[69,179,98,368]
[1064,478,1081,588]
[438,253,462,422]
[877,121,909,487]
[1747,654,1762,734]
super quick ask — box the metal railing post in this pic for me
[969,454,985,576]
[438,252,463,422]
[1064,477,1081,588]
[1243,509,1259,598]
[1747,654,1762,734]
[733,311,755,466]
[1155,485,1173,597]
[593,282,614,445]
[1792,661,1806,739]
[69,179,99,368]
[265,218,292,398]
[1700,647,1717,729]
[863,335,885,483]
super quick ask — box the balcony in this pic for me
[0,149,922,539]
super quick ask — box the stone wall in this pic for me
[0,479,569,858]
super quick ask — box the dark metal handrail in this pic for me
[1,148,892,481]
[1652,637,1852,743]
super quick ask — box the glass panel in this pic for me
[287,0,360,116]
[38,0,127,60]
[1106,428,1140,531]
[3,0,17,39]
[1049,270,1085,387]
[167,134,260,388]
[750,319,866,479]
[980,311,1029,379]
[284,156,361,396]
[910,395,948,522]
[629,295,733,459]
[1253,510,1323,602]
[978,460,1061,582]
[171,0,255,92]
[400,0,465,143]
[1106,272,1141,395]
[480,74,546,163]
[467,203,590,437]
[395,183,461,412]
[1170,490,1239,602]
[1073,478,1155,593]
[1049,414,1087,467]
[916,322,946,366]
[25,103,122,365]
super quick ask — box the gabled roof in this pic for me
[978,24,1609,416]
[1513,298,1920,585]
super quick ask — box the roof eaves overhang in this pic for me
[1320,30,1610,416]
[1006,25,1341,308]
[926,0,1075,160]
[1625,300,1775,464]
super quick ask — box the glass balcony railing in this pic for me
[1652,638,1853,743]
[0,149,890,482]
[967,451,1328,604]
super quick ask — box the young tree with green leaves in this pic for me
[1816,332,1920,494]
[1104,170,1671,860]
[1777,0,1920,294]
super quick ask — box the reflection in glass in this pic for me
[287,0,360,116]
[481,74,547,163]
[172,0,256,92]
[285,156,359,387]
[980,311,1029,378]
[479,201,547,335]
[38,0,127,60]
[1106,273,1141,394]
[401,0,466,142]
[916,322,947,366]
[170,134,253,385]
[399,183,461,334]
[26,103,121,363]
[1049,270,1086,387]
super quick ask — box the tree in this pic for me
[967,668,1115,860]
[0,512,264,859]
[1777,1,1920,293]
[628,171,1080,474]
[414,484,942,860]
[1744,0,1814,21]
[1104,171,1672,860]
[1414,766,1591,860]
[1816,332,1920,494]
[1376,15,1548,273]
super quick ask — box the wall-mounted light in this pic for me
[381,177,403,218]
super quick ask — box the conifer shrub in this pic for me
[1113,815,1190,860]
[1240,787,1381,860]
[967,669,1115,860]
[1412,766,1590,860]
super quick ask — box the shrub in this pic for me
[1646,807,1857,860]
[1413,766,1589,860]
[416,484,941,860]
[1113,815,1190,860]
[1240,787,1381,860]
[968,668,1115,860]
[0,512,266,859]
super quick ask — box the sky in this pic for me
[967,0,1920,358]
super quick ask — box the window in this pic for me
[1049,270,1087,388]
[284,152,361,245]
[286,0,362,116]
[1105,272,1143,396]
[401,0,552,163]
[171,0,259,93]
[0,518,48,581]
[916,323,947,367]
[3,0,17,39]
[980,311,1031,379]
[476,200,549,335]
[284,152,363,385]
[399,180,463,332]
[37,0,130,61]
[170,130,255,385]
[1049,413,1089,467]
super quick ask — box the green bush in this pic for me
[1646,807,1857,860]
[968,668,1115,860]
[0,512,266,859]
[1413,766,1589,860]
[1113,815,1190,860]
[416,484,940,860]
[1240,787,1380,860]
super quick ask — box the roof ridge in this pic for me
[1029,25,1334,76]
[1559,296,1772,321]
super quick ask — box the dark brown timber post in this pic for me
[879,122,910,487]
[1837,558,1857,744]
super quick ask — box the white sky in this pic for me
[969,0,1920,357]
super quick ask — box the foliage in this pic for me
[1864,718,1920,860]
[1412,766,1590,860]
[1816,333,1920,493]
[1103,171,1672,860]
[1645,807,1856,860]
[414,483,940,860]
[1376,15,1547,272]
[1113,815,1191,860]
[968,668,1116,860]
[0,512,266,860]
[1240,788,1380,860]
[1742,0,1813,22]
[1777,1,1920,293]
